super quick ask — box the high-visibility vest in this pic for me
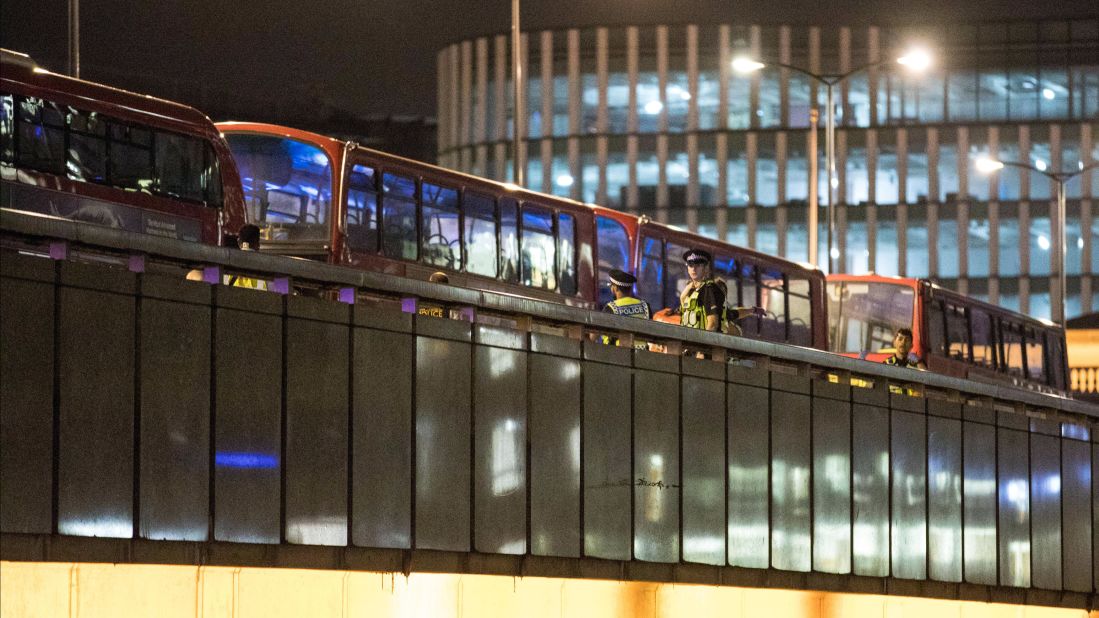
[605,296,652,319]
[603,296,651,347]
[680,278,728,332]
[226,275,267,290]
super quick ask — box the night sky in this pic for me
[3,0,1096,119]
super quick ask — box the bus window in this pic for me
[1047,334,1066,390]
[740,263,760,336]
[712,254,737,297]
[826,280,914,354]
[500,198,519,282]
[637,235,664,310]
[1025,329,1045,383]
[421,182,461,270]
[345,163,378,252]
[68,108,107,183]
[464,192,497,277]
[945,304,970,361]
[15,96,65,174]
[155,131,206,202]
[970,309,996,368]
[228,134,332,242]
[666,242,690,311]
[381,172,417,260]
[927,299,946,356]
[521,205,556,290]
[558,213,577,296]
[1000,321,1025,377]
[0,94,13,162]
[760,268,787,342]
[109,124,154,191]
[788,276,813,347]
[202,146,223,207]
[596,216,630,307]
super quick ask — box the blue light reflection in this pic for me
[215,451,279,469]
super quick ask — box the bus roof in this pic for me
[828,273,1060,330]
[216,121,614,215]
[1,49,218,135]
[643,217,824,277]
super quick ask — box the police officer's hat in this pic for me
[609,269,637,287]
[683,248,712,264]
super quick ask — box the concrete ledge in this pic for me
[812,379,851,402]
[682,356,724,380]
[288,294,350,323]
[0,251,55,282]
[582,340,632,366]
[928,398,962,419]
[633,349,679,373]
[141,272,212,305]
[353,305,412,332]
[529,332,581,358]
[60,260,136,295]
[474,324,528,350]
[414,314,471,342]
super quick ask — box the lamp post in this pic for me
[511,0,525,187]
[732,50,931,272]
[69,0,79,77]
[976,158,1099,325]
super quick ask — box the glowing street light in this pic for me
[977,157,1099,324]
[896,49,932,71]
[731,57,765,74]
[974,158,1005,173]
[733,47,932,272]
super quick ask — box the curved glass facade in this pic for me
[438,19,1099,320]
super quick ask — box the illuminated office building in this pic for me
[437,18,1099,319]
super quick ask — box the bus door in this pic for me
[343,160,379,261]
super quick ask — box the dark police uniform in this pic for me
[883,354,921,368]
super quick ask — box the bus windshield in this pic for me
[827,281,915,355]
[225,133,332,243]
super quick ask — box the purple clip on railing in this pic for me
[127,255,146,273]
[457,306,476,322]
[49,241,68,260]
[202,266,221,285]
[401,297,418,314]
[271,278,291,295]
[338,287,356,304]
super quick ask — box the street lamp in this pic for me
[511,0,525,187]
[976,157,1099,325]
[69,0,79,77]
[733,48,931,272]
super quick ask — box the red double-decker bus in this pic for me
[827,273,1068,393]
[0,49,246,245]
[217,121,828,349]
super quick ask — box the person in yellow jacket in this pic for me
[601,269,651,347]
[679,248,764,334]
[603,269,652,319]
[225,224,267,290]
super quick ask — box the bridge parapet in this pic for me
[1,211,1096,609]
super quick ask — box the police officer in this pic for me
[603,269,651,319]
[679,248,764,333]
[227,225,267,290]
[883,327,927,369]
